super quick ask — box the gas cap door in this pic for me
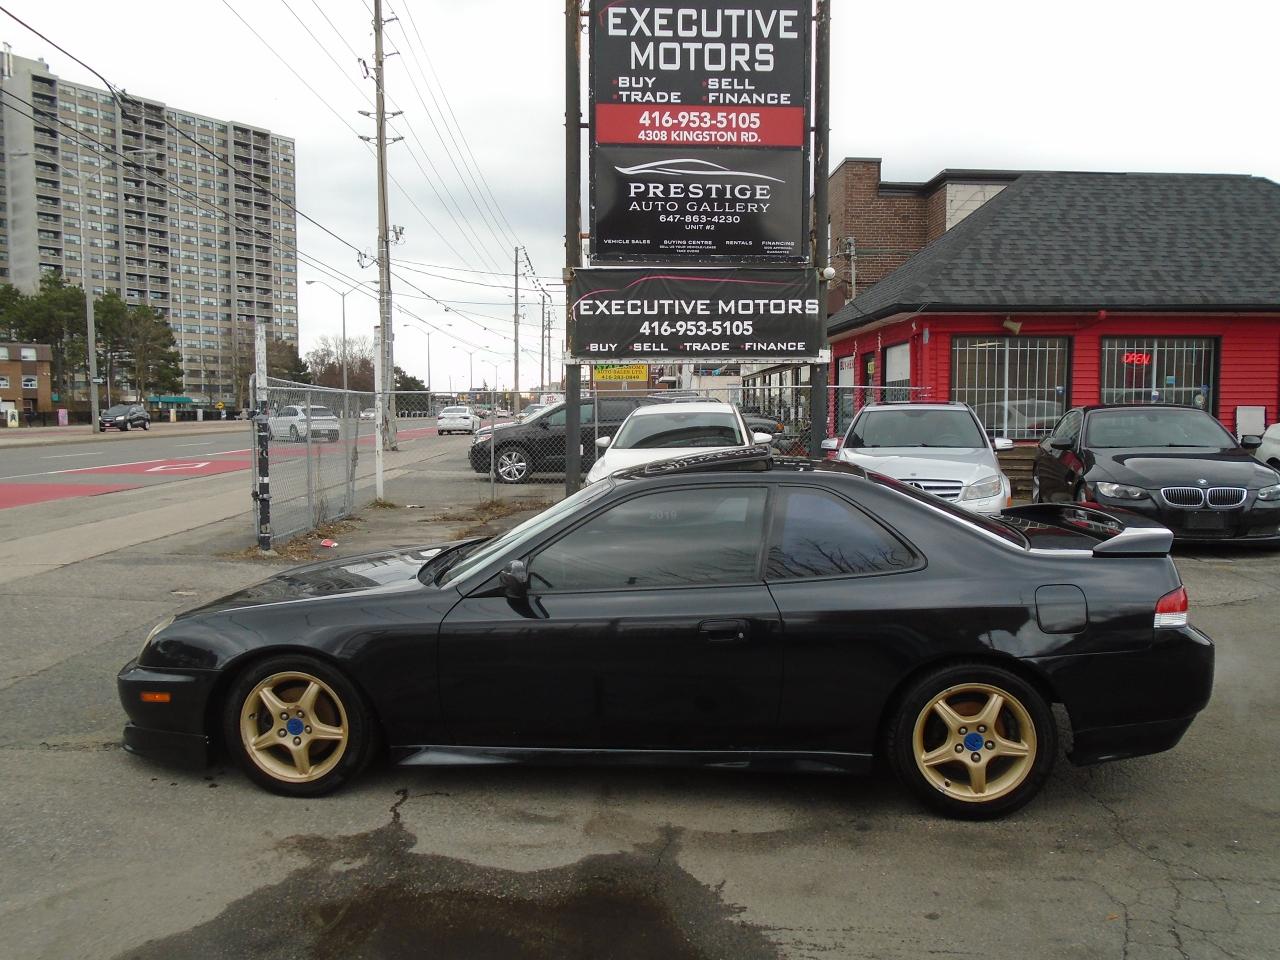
[1035,584,1089,634]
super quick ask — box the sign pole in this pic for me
[809,0,832,457]
[564,0,583,494]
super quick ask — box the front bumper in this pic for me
[117,658,219,769]
[468,440,493,473]
[1030,624,1214,766]
[1091,490,1280,542]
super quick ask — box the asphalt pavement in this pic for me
[0,472,1276,959]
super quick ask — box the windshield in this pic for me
[435,481,613,587]
[307,407,336,418]
[104,405,130,416]
[613,411,744,449]
[1085,408,1235,448]
[440,407,469,415]
[849,409,986,448]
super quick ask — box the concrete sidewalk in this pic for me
[0,419,248,449]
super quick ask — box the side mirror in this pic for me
[993,437,1014,451]
[753,432,773,445]
[1050,438,1074,451]
[1240,434,1262,450]
[595,435,612,449]
[820,437,840,451]
[499,560,528,599]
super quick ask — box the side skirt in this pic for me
[393,745,871,775]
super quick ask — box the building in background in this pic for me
[0,49,298,405]
[0,340,52,418]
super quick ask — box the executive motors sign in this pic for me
[589,1,811,263]
[569,268,822,360]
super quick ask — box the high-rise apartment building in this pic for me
[0,48,298,404]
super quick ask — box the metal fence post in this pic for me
[489,385,497,501]
[253,414,272,552]
[304,390,315,526]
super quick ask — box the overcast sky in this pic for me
[4,0,1276,391]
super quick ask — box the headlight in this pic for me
[1257,483,1280,501]
[140,615,174,659]
[1096,482,1147,500]
[962,475,1004,501]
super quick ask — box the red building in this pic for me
[824,166,1280,442]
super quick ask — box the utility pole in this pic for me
[563,0,583,493]
[372,0,398,454]
[540,293,547,391]
[513,246,521,415]
[85,288,99,432]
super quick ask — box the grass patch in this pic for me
[422,497,555,526]
[368,498,399,509]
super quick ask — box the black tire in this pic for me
[1074,482,1089,503]
[886,662,1056,820]
[98,426,106,432]
[1030,473,1041,504]
[121,421,130,432]
[141,420,149,431]
[222,654,376,798]
[289,425,300,442]
[495,445,532,484]
[1268,458,1280,471]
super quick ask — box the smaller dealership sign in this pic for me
[593,364,650,382]
[569,268,821,360]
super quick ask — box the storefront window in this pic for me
[1099,337,1216,412]
[883,343,911,402]
[951,336,1069,440]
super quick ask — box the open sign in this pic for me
[1123,352,1152,365]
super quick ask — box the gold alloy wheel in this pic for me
[912,682,1037,803]
[239,671,349,784]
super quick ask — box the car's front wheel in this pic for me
[223,655,375,797]
[495,445,531,483]
[887,663,1056,819]
[141,420,149,431]
[289,425,300,442]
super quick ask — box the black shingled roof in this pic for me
[828,171,1280,336]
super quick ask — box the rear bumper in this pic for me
[117,659,218,769]
[1029,624,1214,766]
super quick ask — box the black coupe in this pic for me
[119,448,1214,819]
[1032,404,1280,543]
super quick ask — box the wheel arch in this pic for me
[873,651,1061,760]
[204,644,385,758]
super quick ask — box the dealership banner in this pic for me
[569,268,822,360]
[589,0,811,263]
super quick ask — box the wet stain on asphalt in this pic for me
[112,789,781,960]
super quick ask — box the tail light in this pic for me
[1154,586,1189,628]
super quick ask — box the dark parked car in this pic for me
[99,403,150,432]
[468,395,670,483]
[1032,404,1280,543]
[119,447,1213,819]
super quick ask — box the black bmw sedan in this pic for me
[1032,404,1280,543]
[119,448,1214,819]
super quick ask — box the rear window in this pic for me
[613,411,744,450]
[873,473,1027,547]
[440,407,469,415]
[307,407,335,418]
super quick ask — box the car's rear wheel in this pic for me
[887,663,1056,819]
[223,655,374,797]
[496,445,531,483]
[289,425,300,442]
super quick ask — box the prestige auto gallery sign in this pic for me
[569,268,822,360]
[589,1,810,263]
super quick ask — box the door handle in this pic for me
[699,619,749,643]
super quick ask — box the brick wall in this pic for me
[828,160,933,302]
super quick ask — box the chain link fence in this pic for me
[252,380,947,545]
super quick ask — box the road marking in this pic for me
[39,452,99,459]
[177,441,214,447]
[0,457,167,482]
[145,461,213,473]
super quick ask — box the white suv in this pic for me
[268,404,340,443]
[827,402,1012,515]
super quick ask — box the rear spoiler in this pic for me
[1000,504,1174,557]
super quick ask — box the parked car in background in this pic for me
[359,408,376,421]
[119,446,1214,818]
[827,402,1011,515]
[98,403,150,432]
[973,399,1064,439]
[1031,404,1280,543]
[469,394,670,483]
[519,403,547,422]
[267,405,340,442]
[1256,422,1280,470]
[586,402,771,483]
[437,406,481,435]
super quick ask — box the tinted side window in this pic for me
[529,487,767,591]
[1051,410,1082,444]
[544,402,592,428]
[766,488,919,580]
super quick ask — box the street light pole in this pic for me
[85,289,99,433]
